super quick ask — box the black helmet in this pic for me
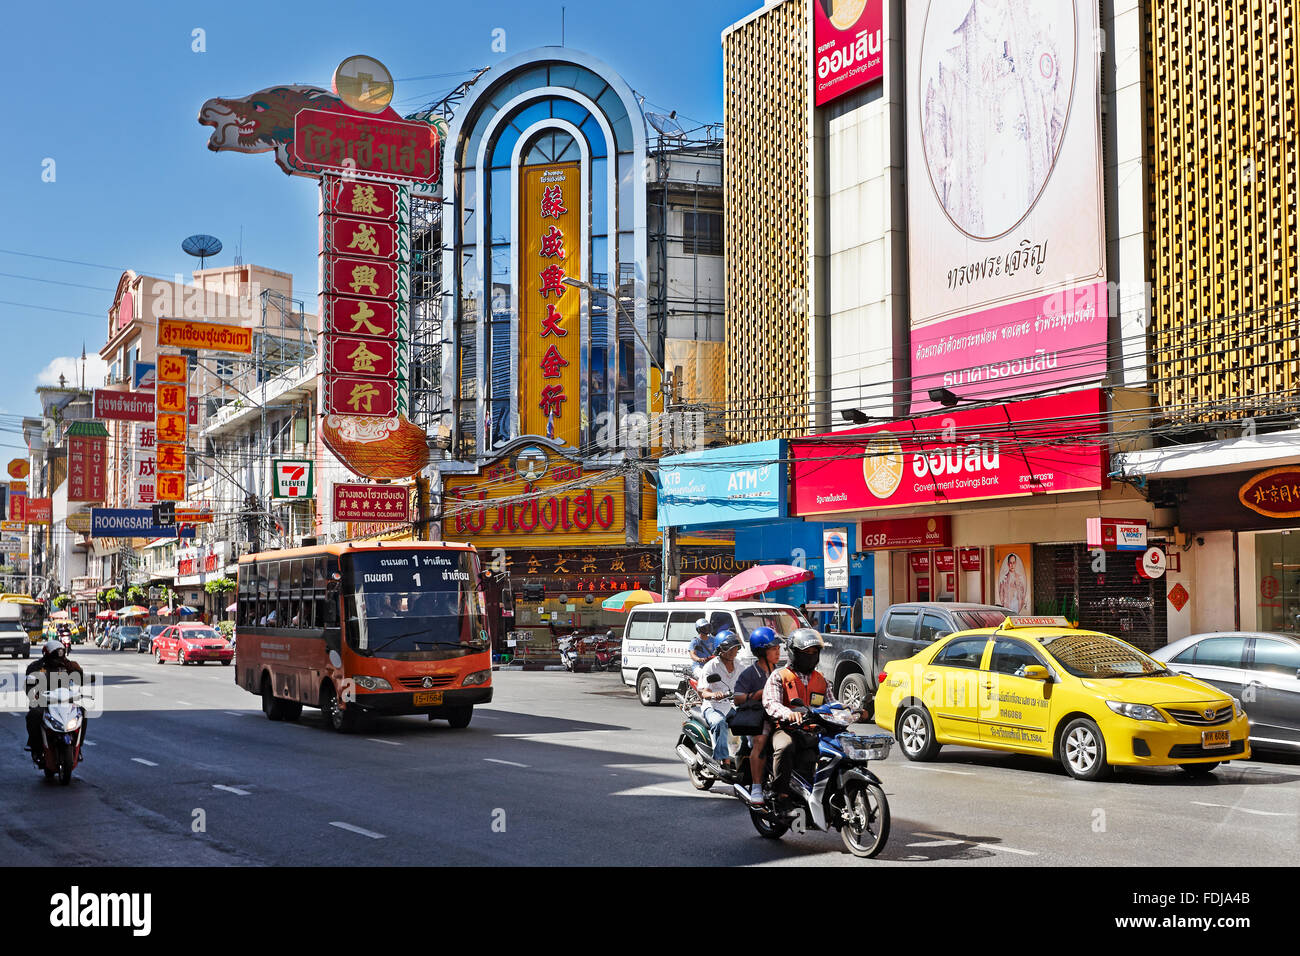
[714,631,742,655]
[786,628,823,673]
[694,617,711,635]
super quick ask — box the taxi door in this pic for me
[977,637,1053,753]
[922,635,989,742]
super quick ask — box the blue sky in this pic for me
[0,0,757,429]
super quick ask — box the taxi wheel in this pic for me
[1061,718,1112,781]
[898,706,941,761]
[1179,762,1219,776]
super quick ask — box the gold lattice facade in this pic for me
[1147,0,1299,419]
[722,0,809,443]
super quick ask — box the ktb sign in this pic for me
[273,460,315,499]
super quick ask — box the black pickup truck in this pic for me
[818,602,1009,713]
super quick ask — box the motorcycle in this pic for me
[557,633,581,672]
[675,683,745,790]
[588,632,620,672]
[26,676,87,785]
[671,662,701,709]
[742,702,892,858]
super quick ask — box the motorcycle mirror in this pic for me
[789,698,805,708]
[707,674,722,683]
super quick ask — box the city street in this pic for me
[2,647,1297,867]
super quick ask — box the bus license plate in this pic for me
[1202,729,1230,750]
[414,691,443,706]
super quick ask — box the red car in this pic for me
[153,623,234,666]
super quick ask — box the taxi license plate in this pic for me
[414,691,443,707]
[1202,729,1231,750]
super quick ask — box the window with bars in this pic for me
[682,211,723,256]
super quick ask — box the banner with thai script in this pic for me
[157,318,253,354]
[94,390,199,424]
[814,0,884,106]
[905,0,1106,408]
[332,483,411,523]
[792,389,1108,516]
[520,163,581,445]
[293,108,439,183]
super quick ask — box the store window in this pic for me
[1254,532,1300,634]
[1031,544,1167,651]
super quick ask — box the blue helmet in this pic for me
[748,626,778,655]
[714,630,742,654]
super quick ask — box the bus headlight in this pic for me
[462,670,491,687]
[352,675,392,691]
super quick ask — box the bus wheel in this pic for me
[261,675,287,722]
[445,707,473,729]
[321,682,359,733]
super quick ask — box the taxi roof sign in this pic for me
[1001,616,1074,629]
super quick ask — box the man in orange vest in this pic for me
[762,628,855,797]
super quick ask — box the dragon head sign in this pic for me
[198,56,442,481]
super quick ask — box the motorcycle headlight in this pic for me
[63,714,82,733]
[1105,700,1167,722]
[352,675,392,691]
[462,669,491,687]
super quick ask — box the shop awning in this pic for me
[1113,430,1300,480]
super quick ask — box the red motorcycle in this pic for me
[585,631,621,672]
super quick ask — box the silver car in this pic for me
[1152,632,1300,752]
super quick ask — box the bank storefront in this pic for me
[792,389,1173,650]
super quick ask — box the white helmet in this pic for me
[43,639,65,657]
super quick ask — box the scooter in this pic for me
[588,632,620,672]
[675,683,742,791]
[557,633,581,672]
[742,702,892,858]
[26,677,87,786]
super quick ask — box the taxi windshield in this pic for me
[1039,633,1169,678]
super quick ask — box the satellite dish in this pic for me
[181,234,223,270]
[646,111,685,138]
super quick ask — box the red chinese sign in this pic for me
[330,216,397,261]
[1238,468,1300,519]
[68,436,106,503]
[521,164,581,445]
[330,180,398,221]
[333,482,411,522]
[326,376,397,417]
[329,336,396,379]
[293,108,439,182]
[328,297,397,340]
[1168,582,1190,612]
[329,257,396,301]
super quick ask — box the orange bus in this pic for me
[235,541,493,732]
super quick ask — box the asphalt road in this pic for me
[2,646,1298,867]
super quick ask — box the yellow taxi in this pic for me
[874,617,1251,780]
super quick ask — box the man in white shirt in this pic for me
[698,632,743,767]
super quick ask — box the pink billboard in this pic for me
[814,0,884,106]
[792,389,1108,516]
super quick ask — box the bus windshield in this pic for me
[347,550,488,660]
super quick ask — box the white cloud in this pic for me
[36,355,109,389]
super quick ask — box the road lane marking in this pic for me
[483,758,529,768]
[914,831,1036,856]
[367,738,402,746]
[213,785,251,796]
[82,741,96,746]
[330,822,385,839]
[131,758,158,767]
[1191,801,1294,817]
[140,692,154,697]
[175,700,192,706]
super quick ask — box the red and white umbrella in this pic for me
[677,574,725,600]
[707,564,813,602]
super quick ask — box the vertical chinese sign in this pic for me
[67,421,109,503]
[133,423,157,507]
[154,353,189,502]
[323,178,404,420]
[521,163,581,447]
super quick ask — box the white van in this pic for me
[621,601,810,705]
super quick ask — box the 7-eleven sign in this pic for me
[272,459,315,499]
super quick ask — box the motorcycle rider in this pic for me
[733,626,781,806]
[763,628,857,799]
[697,632,743,769]
[25,639,84,762]
[688,618,716,677]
